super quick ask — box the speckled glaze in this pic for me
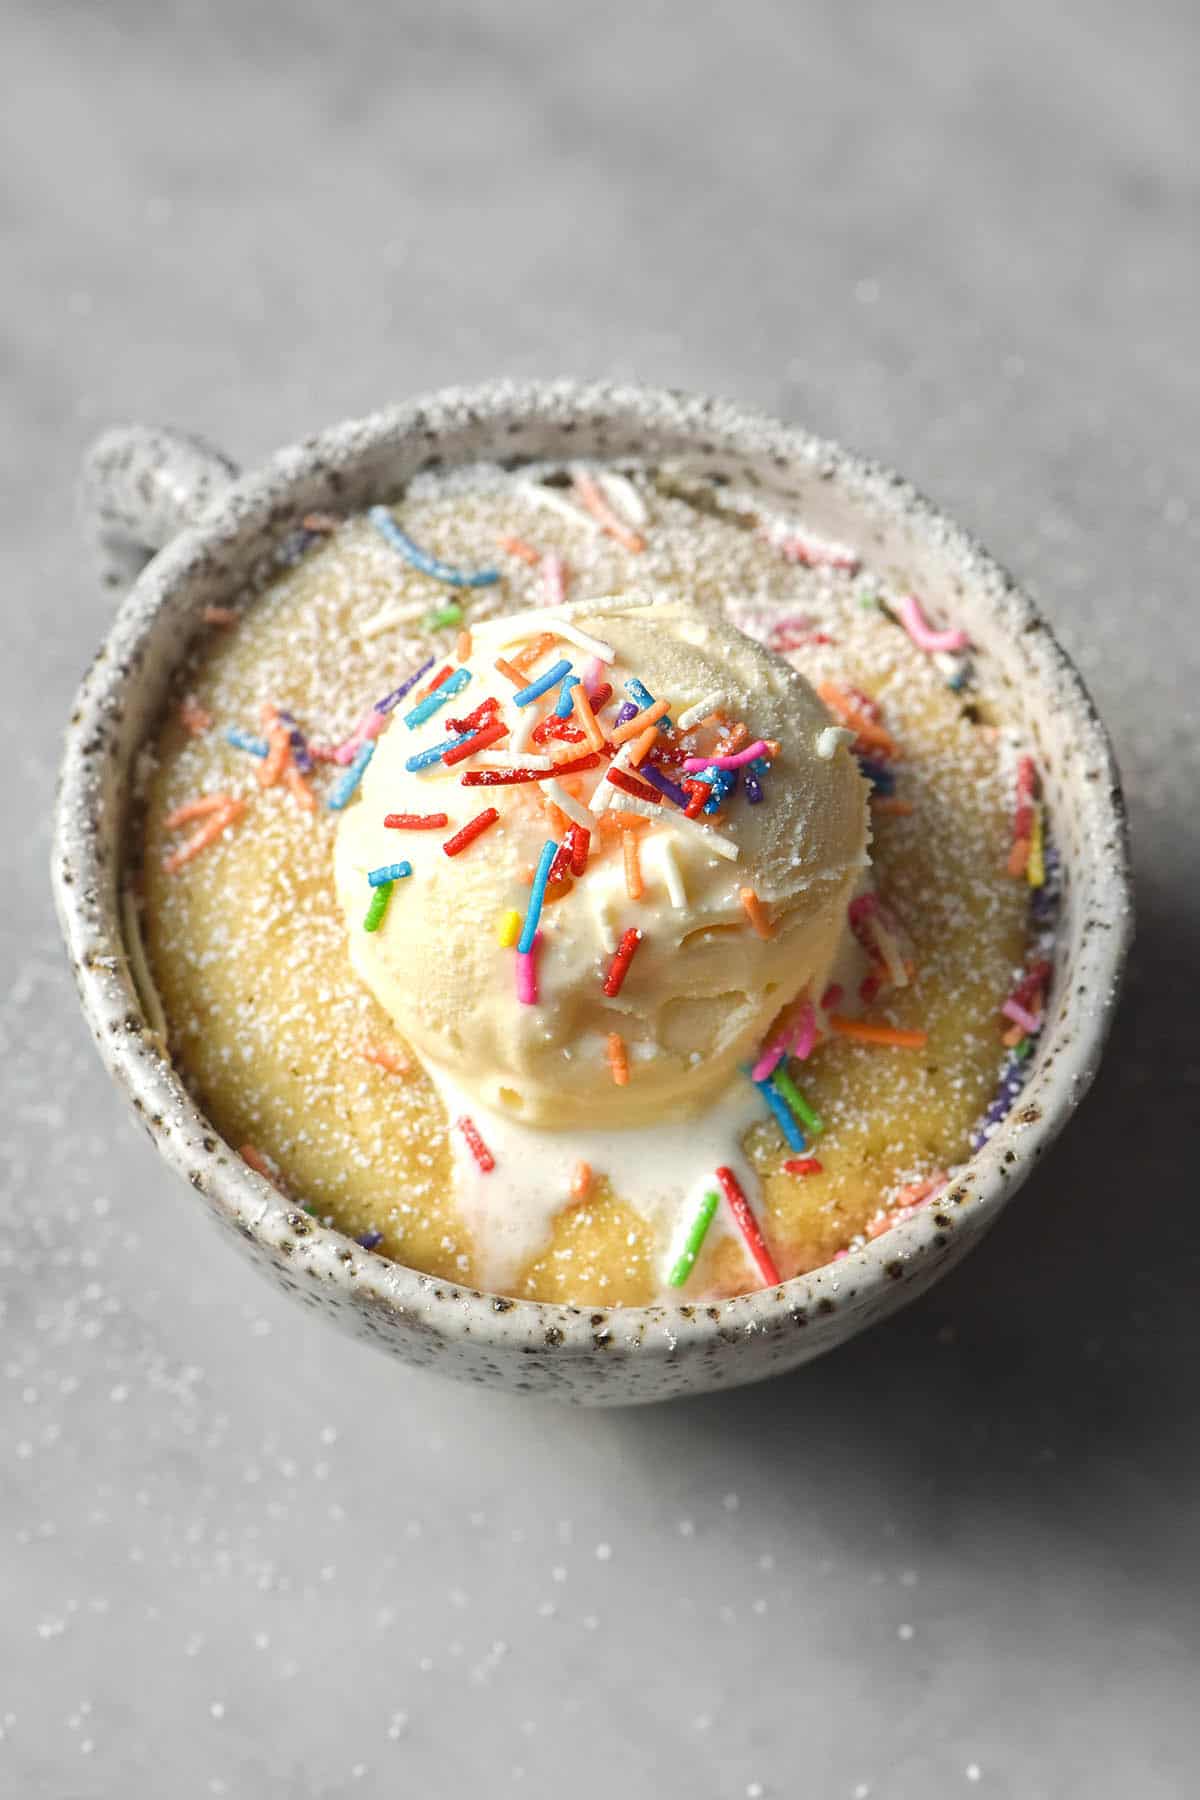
[54,382,1132,1404]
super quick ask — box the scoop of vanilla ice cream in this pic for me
[334,598,869,1128]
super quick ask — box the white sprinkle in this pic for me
[816,726,856,759]
[359,599,429,640]
[666,812,739,862]
[510,701,539,755]
[517,480,599,534]
[606,792,660,822]
[656,838,687,908]
[594,468,649,527]
[677,688,727,731]
[553,618,616,663]
[965,1764,981,1783]
[544,781,598,833]
[120,888,168,1046]
[473,752,553,771]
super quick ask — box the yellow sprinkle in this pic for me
[1027,802,1045,888]
[497,908,521,947]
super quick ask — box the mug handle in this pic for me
[80,424,241,591]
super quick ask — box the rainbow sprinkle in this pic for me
[424,602,464,631]
[497,908,521,948]
[771,1065,823,1135]
[623,677,671,730]
[368,861,413,886]
[405,734,469,772]
[516,933,540,1005]
[373,656,435,714]
[555,674,581,717]
[327,741,375,810]
[518,840,559,954]
[368,505,501,588]
[666,1190,720,1288]
[752,1073,807,1152]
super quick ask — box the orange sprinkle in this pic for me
[359,1043,410,1077]
[163,792,236,831]
[494,656,526,687]
[301,511,340,533]
[456,628,473,662]
[739,887,775,939]
[179,695,212,735]
[610,698,671,746]
[240,1143,285,1191]
[570,1161,593,1203]
[162,798,245,873]
[623,830,644,901]
[498,533,541,566]
[722,722,749,752]
[203,605,239,627]
[1007,836,1031,878]
[283,761,316,811]
[511,631,558,674]
[606,1033,630,1086]
[628,726,659,768]
[827,1015,928,1049]
[572,471,646,553]
[871,797,915,816]
[817,682,898,757]
[570,683,607,752]
[258,718,291,789]
[1001,1021,1026,1048]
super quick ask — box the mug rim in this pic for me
[53,377,1134,1364]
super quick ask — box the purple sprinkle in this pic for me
[638,763,691,809]
[613,700,639,729]
[375,656,436,715]
[744,765,764,804]
[356,1229,384,1250]
[277,709,312,773]
[970,1054,1030,1151]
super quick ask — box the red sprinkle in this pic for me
[414,663,455,702]
[784,1158,824,1177]
[682,778,710,819]
[715,1166,781,1286]
[457,1115,495,1173]
[602,927,643,997]
[606,767,662,805]
[565,823,590,876]
[446,696,500,734]
[384,812,450,829]
[1013,754,1038,841]
[546,840,574,886]
[443,807,499,856]
[533,715,587,745]
[441,718,510,765]
[461,752,601,786]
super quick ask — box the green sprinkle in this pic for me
[363,880,394,933]
[771,1066,823,1135]
[857,592,882,610]
[424,602,464,631]
[667,1191,720,1288]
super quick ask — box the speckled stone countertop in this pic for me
[4,2,1199,1794]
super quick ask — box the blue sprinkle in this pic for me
[693,765,734,814]
[226,727,269,758]
[624,677,672,730]
[405,734,468,772]
[327,740,375,810]
[513,658,573,707]
[751,1074,807,1152]
[368,505,501,588]
[518,839,559,955]
[858,756,896,795]
[404,667,471,729]
[375,656,435,715]
[555,674,581,718]
[368,861,413,886]
[356,1229,384,1250]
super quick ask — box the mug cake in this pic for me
[131,461,1057,1307]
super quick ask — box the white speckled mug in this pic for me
[53,382,1132,1404]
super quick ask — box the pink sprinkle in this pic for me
[541,552,568,607]
[681,740,771,773]
[582,655,605,699]
[895,594,970,655]
[771,530,861,573]
[1001,997,1042,1035]
[516,931,541,1005]
[820,983,843,1012]
[790,1001,817,1061]
[750,1039,788,1082]
[333,707,388,765]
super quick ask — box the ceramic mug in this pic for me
[53,381,1133,1405]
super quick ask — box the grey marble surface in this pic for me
[4,1,1199,1794]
